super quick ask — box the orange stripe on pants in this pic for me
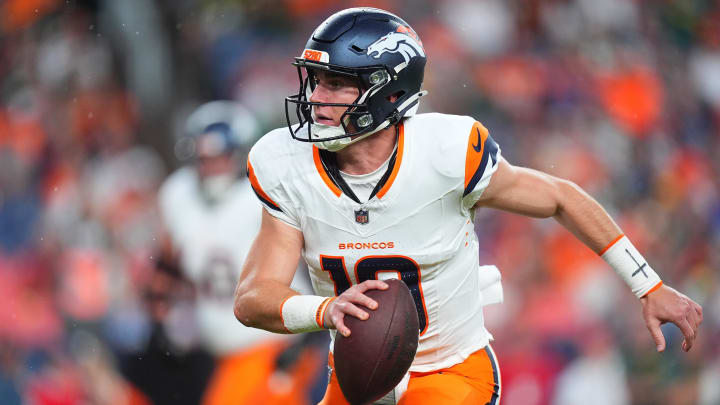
[319,345,500,405]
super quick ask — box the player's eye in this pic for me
[327,79,343,89]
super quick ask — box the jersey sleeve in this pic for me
[461,121,501,209]
[246,134,302,229]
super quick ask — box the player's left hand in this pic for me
[640,284,702,352]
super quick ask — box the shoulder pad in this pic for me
[246,127,309,215]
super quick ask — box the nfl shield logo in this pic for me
[355,209,369,225]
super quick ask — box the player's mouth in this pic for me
[313,110,337,126]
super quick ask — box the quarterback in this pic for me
[234,8,702,405]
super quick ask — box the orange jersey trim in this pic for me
[464,121,489,190]
[376,122,405,199]
[599,233,625,255]
[312,147,343,197]
[247,159,282,211]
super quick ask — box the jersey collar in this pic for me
[312,122,405,203]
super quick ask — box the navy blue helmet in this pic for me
[285,8,428,147]
[177,101,260,161]
[176,101,260,203]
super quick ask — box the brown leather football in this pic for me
[333,279,420,405]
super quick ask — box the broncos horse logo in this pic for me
[367,30,425,64]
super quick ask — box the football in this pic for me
[333,279,420,405]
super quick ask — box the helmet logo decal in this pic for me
[302,48,330,63]
[367,27,425,64]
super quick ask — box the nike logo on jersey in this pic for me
[472,128,483,152]
[464,121,498,196]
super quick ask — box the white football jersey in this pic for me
[159,167,291,355]
[247,113,502,372]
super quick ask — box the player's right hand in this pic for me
[641,284,703,352]
[324,280,388,337]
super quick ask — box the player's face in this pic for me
[197,153,235,178]
[309,70,361,127]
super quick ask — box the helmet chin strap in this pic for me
[312,90,427,152]
[312,120,391,152]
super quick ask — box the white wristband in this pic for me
[280,295,334,333]
[600,235,663,298]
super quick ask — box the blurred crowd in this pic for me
[0,0,719,404]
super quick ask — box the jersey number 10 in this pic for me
[320,255,429,334]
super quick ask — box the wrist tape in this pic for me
[600,235,663,298]
[280,295,334,333]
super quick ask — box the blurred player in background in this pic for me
[234,7,703,405]
[154,101,327,405]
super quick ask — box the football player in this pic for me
[158,101,324,405]
[233,8,703,405]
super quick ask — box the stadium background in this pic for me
[1,0,719,404]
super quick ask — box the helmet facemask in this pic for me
[285,60,401,151]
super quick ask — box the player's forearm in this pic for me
[234,278,298,333]
[234,209,307,333]
[552,179,623,253]
[477,160,623,250]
